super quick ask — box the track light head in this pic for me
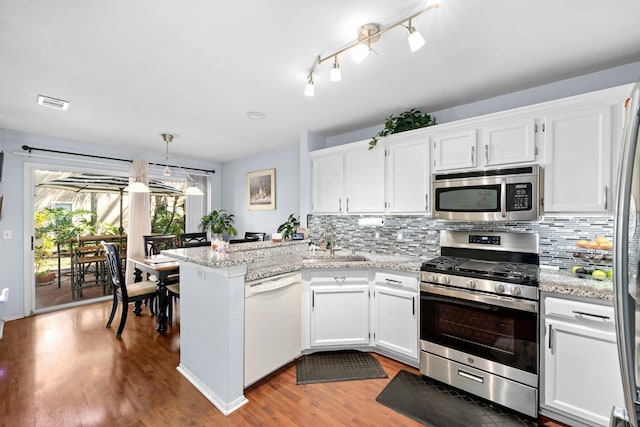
[407,18,426,52]
[330,56,342,82]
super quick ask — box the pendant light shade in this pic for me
[124,180,150,193]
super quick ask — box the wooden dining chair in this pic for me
[166,283,180,323]
[102,242,157,337]
[143,234,179,319]
[178,232,209,248]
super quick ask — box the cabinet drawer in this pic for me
[374,272,418,291]
[544,297,614,326]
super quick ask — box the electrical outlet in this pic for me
[2,230,12,239]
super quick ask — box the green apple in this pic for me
[606,269,613,279]
[592,270,606,281]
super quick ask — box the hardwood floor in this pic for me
[0,301,565,427]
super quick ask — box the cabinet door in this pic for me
[344,147,386,213]
[312,153,344,213]
[310,279,370,347]
[481,118,536,166]
[543,317,625,426]
[386,136,430,213]
[543,105,612,213]
[372,285,418,359]
[432,129,477,171]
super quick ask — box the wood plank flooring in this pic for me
[0,301,566,426]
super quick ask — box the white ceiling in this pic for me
[1,0,640,163]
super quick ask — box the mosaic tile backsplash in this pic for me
[307,214,614,272]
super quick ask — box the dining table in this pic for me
[129,255,179,334]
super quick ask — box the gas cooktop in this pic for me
[421,256,539,286]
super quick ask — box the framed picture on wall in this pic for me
[247,168,276,210]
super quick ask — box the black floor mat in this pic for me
[296,350,388,385]
[376,370,541,427]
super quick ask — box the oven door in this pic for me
[420,283,538,378]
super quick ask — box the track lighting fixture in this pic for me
[304,2,439,96]
[330,56,342,82]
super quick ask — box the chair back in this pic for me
[244,232,266,241]
[178,232,209,247]
[143,234,177,256]
[102,242,128,299]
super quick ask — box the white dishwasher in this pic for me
[244,272,302,387]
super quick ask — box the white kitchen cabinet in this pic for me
[344,145,386,213]
[385,133,431,213]
[541,295,625,426]
[480,117,537,166]
[372,272,418,360]
[311,152,344,213]
[311,141,385,213]
[309,275,370,347]
[432,129,477,171]
[543,105,613,213]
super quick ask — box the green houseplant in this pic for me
[369,108,437,150]
[199,209,237,238]
[277,214,301,240]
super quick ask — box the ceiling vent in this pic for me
[37,95,69,111]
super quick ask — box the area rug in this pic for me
[376,370,541,427]
[296,350,388,385]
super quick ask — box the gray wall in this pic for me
[220,144,299,238]
[0,129,221,320]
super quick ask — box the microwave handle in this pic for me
[501,179,507,218]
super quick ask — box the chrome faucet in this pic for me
[329,222,335,256]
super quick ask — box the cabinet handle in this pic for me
[312,290,315,308]
[425,193,429,211]
[484,145,489,163]
[548,324,554,352]
[346,197,349,212]
[339,198,342,212]
[412,296,416,316]
[604,185,609,210]
[572,310,610,320]
[385,278,402,284]
[471,146,475,164]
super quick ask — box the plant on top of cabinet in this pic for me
[277,213,300,239]
[199,209,237,237]
[369,108,437,150]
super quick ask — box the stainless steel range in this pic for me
[419,230,539,418]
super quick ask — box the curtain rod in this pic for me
[21,145,216,174]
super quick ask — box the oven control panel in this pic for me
[468,235,501,245]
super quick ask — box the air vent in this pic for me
[37,95,69,111]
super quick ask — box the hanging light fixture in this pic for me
[124,176,150,193]
[304,2,439,96]
[162,133,173,176]
[158,133,204,196]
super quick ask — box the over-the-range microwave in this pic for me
[431,165,543,222]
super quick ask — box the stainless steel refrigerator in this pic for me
[613,79,640,427]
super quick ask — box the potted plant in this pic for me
[277,214,301,240]
[199,209,238,240]
[369,108,437,150]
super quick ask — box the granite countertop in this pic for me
[540,268,613,301]
[164,243,614,300]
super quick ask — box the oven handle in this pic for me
[420,282,538,313]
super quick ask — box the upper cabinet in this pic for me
[481,117,537,166]
[432,129,477,171]
[385,132,431,213]
[542,105,613,213]
[311,141,385,214]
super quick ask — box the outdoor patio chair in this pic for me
[102,242,157,337]
[178,232,209,248]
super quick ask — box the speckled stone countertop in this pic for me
[163,242,421,282]
[540,268,613,301]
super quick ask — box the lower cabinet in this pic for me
[302,269,419,366]
[372,273,419,360]
[540,294,625,426]
[309,274,370,347]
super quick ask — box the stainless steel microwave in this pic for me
[431,165,543,222]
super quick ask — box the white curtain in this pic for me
[125,160,151,284]
[185,174,208,232]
